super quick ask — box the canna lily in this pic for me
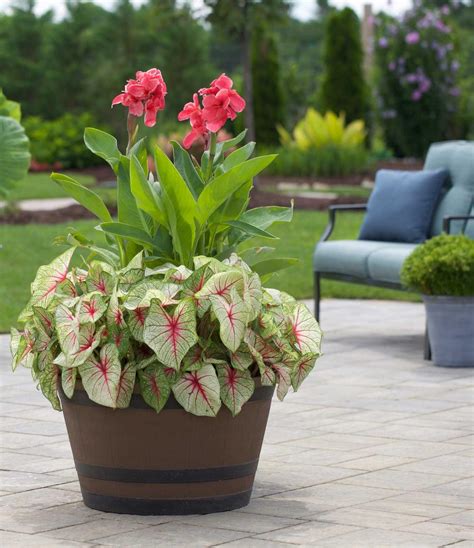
[177,93,209,149]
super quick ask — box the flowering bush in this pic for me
[12,251,321,415]
[375,2,461,157]
[12,68,321,415]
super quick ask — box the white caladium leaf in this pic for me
[195,270,244,301]
[261,366,276,386]
[55,304,79,356]
[124,279,172,310]
[144,299,198,370]
[79,343,121,408]
[106,289,126,331]
[243,272,262,321]
[289,303,322,355]
[291,353,319,391]
[65,324,103,368]
[223,253,252,272]
[108,328,130,358]
[217,364,254,416]
[182,264,212,317]
[272,363,292,401]
[10,328,34,371]
[230,347,253,370]
[258,311,278,339]
[127,306,148,341]
[32,307,54,335]
[57,278,78,299]
[193,255,229,273]
[138,364,170,413]
[86,262,114,295]
[37,363,61,411]
[32,325,51,353]
[172,364,221,417]
[164,264,193,283]
[118,252,145,295]
[210,290,248,353]
[116,362,136,409]
[61,366,77,399]
[182,344,204,371]
[77,292,107,324]
[30,248,76,308]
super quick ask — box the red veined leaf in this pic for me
[32,307,54,335]
[210,290,248,353]
[289,303,322,355]
[106,289,126,331]
[291,353,319,391]
[79,343,121,408]
[261,366,276,386]
[172,364,221,417]
[164,264,192,283]
[57,278,78,298]
[242,272,262,321]
[65,324,103,368]
[61,367,77,399]
[37,363,61,411]
[77,292,107,324]
[127,306,148,341]
[124,279,169,310]
[117,251,144,295]
[195,270,244,301]
[230,346,253,370]
[217,364,254,416]
[144,299,198,370]
[182,264,212,317]
[258,311,278,339]
[272,363,292,401]
[30,248,76,308]
[138,364,170,413]
[182,344,204,371]
[86,262,114,295]
[55,304,79,356]
[116,362,137,409]
[10,328,34,371]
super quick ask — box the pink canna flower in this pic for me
[178,93,209,149]
[112,68,167,128]
[199,74,246,132]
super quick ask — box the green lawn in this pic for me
[0,210,418,332]
[4,172,116,205]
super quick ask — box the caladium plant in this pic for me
[12,251,322,417]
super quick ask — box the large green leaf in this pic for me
[251,257,298,277]
[0,89,21,121]
[153,144,198,266]
[172,141,204,199]
[79,343,121,408]
[0,116,30,196]
[130,155,167,226]
[117,156,147,230]
[217,364,254,416]
[240,204,294,231]
[224,220,277,240]
[172,364,221,417]
[221,142,255,172]
[144,299,198,370]
[197,155,276,226]
[84,128,121,171]
[100,222,155,249]
[51,173,112,223]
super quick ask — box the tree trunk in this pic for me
[242,2,255,142]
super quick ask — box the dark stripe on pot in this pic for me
[67,384,274,409]
[75,460,258,483]
[81,488,252,515]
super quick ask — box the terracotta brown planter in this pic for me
[59,382,274,515]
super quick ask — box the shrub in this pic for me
[23,113,104,169]
[375,4,461,158]
[401,235,474,296]
[320,8,368,124]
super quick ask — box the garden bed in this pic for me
[0,204,117,225]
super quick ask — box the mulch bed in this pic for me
[0,204,117,225]
[249,188,367,211]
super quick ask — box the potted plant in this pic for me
[401,234,474,367]
[11,69,322,515]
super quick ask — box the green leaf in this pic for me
[51,173,112,223]
[0,89,21,121]
[197,155,276,225]
[117,156,147,230]
[130,155,167,226]
[144,299,198,370]
[240,203,294,231]
[153,144,198,266]
[38,363,61,411]
[0,116,30,196]
[84,127,121,171]
[217,364,254,416]
[210,291,248,353]
[225,220,278,240]
[172,141,204,199]
[116,362,136,408]
[61,367,77,399]
[251,257,298,277]
[239,246,275,266]
[100,222,154,249]
[79,343,121,408]
[289,303,322,355]
[172,364,221,417]
[221,142,255,172]
[138,363,170,413]
[217,129,247,154]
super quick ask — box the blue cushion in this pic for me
[359,169,448,243]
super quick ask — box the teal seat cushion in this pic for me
[367,244,418,285]
[426,141,474,236]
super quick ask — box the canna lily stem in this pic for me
[205,132,217,181]
[126,114,139,155]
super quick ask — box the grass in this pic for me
[274,185,372,199]
[0,211,418,332]
[3,172,116,205]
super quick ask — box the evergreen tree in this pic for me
[320,7,368,123]
[251,21,284,144]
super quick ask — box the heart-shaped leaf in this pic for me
[289,304,322,355]
[79,343,121,408]
[37,363,61,411]
[217,364,254,416]
[77,293,107,324]
[272,363,292,401]
[61,367,77,399]
[116,362,136,409]
[31,248,76,308]
[127,306,148,341]
[291,353,319,391]
[195,270,244,301]
[210,291,248,353]
[144,299,198,370]
[138,363,170,413]
[172,364,221,417]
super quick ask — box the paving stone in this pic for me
[426,478,474,498]
[434,509,474,527]
[45,517,151,542]
[0,530,93,547]
[256,521,360,544]
[314,507,428,530]
[391,453,474,477]
[339,469,458,491]
[400,520,474,541]
[336,455,415,471]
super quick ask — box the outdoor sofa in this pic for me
[313,140,474,359]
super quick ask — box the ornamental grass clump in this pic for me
[11,68,322,416]
[401,234,474,296]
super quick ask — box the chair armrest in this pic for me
[443,215,474,234]
[319,203,368,243]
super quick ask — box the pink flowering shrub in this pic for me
[375,1,461,157]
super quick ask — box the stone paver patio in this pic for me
[0,299,473,547]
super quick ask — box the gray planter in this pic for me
[424,296,474,367]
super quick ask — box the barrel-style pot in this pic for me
[59,382,274,515]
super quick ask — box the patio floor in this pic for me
[0,299,473,547]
